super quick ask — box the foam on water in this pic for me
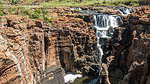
[64,74,82,83]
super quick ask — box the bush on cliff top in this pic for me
[29,9,42,19]
[0,11,4,16]
[30,12,40,19]
[34,9,42,14]
[23,8,30,15]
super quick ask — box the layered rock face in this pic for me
[100,6,150,84]
[0,8,99,84]
[51,8,99,75]
[0,15,64,84]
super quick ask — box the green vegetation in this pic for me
[110,68,124,84]
[8,0,20,4]
[38,0,141,7]
[34,9,42,14]
[40,0,101,7]
[72,76,94,84]
[22,8,30,15]
[95,0,139,6]
[132,3,139,7]
[26,0,34,4]
[0,0,148,25]
[43,15,52,23]
[0,6,4,16]
[29,9,42,19]
[30,12,40,19]
[8,7,18,14]
[0,0,148,7]
[0,6,53,24]
[0,11,4,16]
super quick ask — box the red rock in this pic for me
[0,9,98,83]
[139,18,150,24]
[35,19,43,28]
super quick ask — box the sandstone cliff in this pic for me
[100,6,150,84]
[0,7,99,84]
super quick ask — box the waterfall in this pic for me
[70,7,82,10]
[93,14,121,64]
[115,7,133,16]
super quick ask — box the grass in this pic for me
[26,0,34,4]
[0,11,4,16]
[40,0,102,7]
[0,0,141,24]
[0,0,141,7]
[39,0,140,7]
[132,3,139,7]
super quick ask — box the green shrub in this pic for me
[119,3,127,7]
[133,3,139,7]
[0,11,4,16]
[44,15,52,23]
[29,9,42,19]
[34,9,42,14]
[98,8,104,10]
[124,0,132,5]
[113,2,119,6]
[8,8,17,14]
[9,0,20,4]
[23,9,30,15]
[26,0,34,4]
[72,76,92,84]
[30,12,40,19]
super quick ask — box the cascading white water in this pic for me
[93,14,121,64]
[70,7,82,10]
[115,7,133,16]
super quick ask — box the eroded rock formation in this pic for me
[51,10,99,75]
[100,6,150,84]
[0,7,99,84]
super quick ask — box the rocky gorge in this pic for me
[0,7,99,84]
[0,6,150,84]
[99,6,150,84]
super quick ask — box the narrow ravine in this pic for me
[93,14,121,64]
[65,7,133,84]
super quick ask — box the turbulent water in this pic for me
[93,14,121,64]
[115,7,133,16]
[64,74,82,83]
[93,7,133,65]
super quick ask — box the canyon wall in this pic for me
[50,8,99,75]
[1,6,150,84]
[0,15,64,84]
[0,8,99,84]
[100,6,150,84]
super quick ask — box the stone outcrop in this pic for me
[100,6,150,84]
[0,15,65,84]
[0,7,99,84]
[51,12,99,75]
[1,6,150,84]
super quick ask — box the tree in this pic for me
[9,0,20,4]
[111,0,113,3]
